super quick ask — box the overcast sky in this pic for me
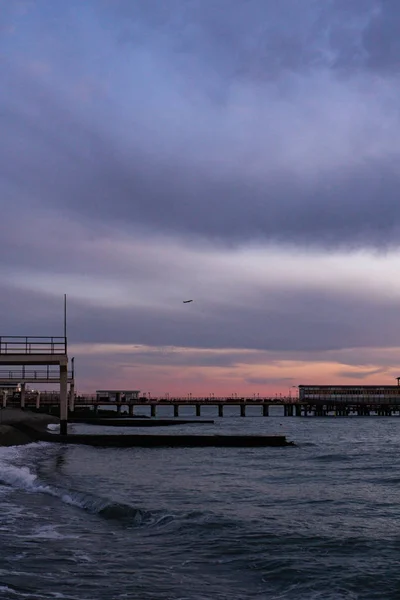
[1,0,400,396]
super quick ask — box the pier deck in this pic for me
[20,398,400,418]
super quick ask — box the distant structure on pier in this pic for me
[96,390,140,402]
[299,385,400,403]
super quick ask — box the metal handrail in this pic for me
[0,368,74,380]
[0,336,67,354]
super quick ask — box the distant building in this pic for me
[96,390,140,402]
[299,385,400,403]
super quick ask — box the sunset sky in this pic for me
[1,0,400,396]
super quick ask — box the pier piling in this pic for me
[59,364,68,435]
[20,383,26,410]
[69,384,75,412]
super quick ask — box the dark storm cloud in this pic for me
[1,0,400,250]
[362,0,400,72]
[108,0,400,77]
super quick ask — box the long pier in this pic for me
[6,394,400,417]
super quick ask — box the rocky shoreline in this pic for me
[0,409,59,446]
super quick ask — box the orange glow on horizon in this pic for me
[70,343,400,397]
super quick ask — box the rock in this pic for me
[0,409,59,445]
[0,408,59,428]
[0,425,33,446]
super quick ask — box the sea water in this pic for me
[0,406,399,599]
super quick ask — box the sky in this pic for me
[1,0,400,396]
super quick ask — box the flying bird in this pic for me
[183,300,193,303]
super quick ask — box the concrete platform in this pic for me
[12,424,294,447]
[68,418,215,427]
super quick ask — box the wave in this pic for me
[313,453,353,462]
[0,453,149,525]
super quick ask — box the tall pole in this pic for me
[64,294,67,339]
[64,293,67,353]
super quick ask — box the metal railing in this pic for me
[0,367,73,381]
[0,337,67,355]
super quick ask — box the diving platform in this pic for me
[0,336,72,435]
[0,336,67,365]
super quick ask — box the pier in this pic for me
[3,393,400,417]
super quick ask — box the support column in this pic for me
[128,404,134,417]
[20,383,26,410]
[218,405,224,417]
[195,404,201,417]
[116,404,122,415]
[2,391,7,408]
[60,364,68,435]
[69,382,75,413]
[36,391,41,410]
[174,405,179,417]
[151,404,156,418]
[240,404,246,417]
[263,404,269,417]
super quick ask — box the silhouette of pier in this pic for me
[4,392,400,418]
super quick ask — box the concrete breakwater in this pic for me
[0,409,294,448]
[13,424,295,447]
[68,417,215,427]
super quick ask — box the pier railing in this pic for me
[38,395,298,404]
[0,337,67,355]
[0,367,73,381]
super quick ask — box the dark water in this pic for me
[1,407,400,599]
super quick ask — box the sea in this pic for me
[0,405,399,600]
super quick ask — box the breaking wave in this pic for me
[0,447,149,525]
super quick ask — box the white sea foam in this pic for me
[0,464,37,489]
[46,424,59,431]
[0,585,43,598]
[0,587,78,599]
[29,525,78,540]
